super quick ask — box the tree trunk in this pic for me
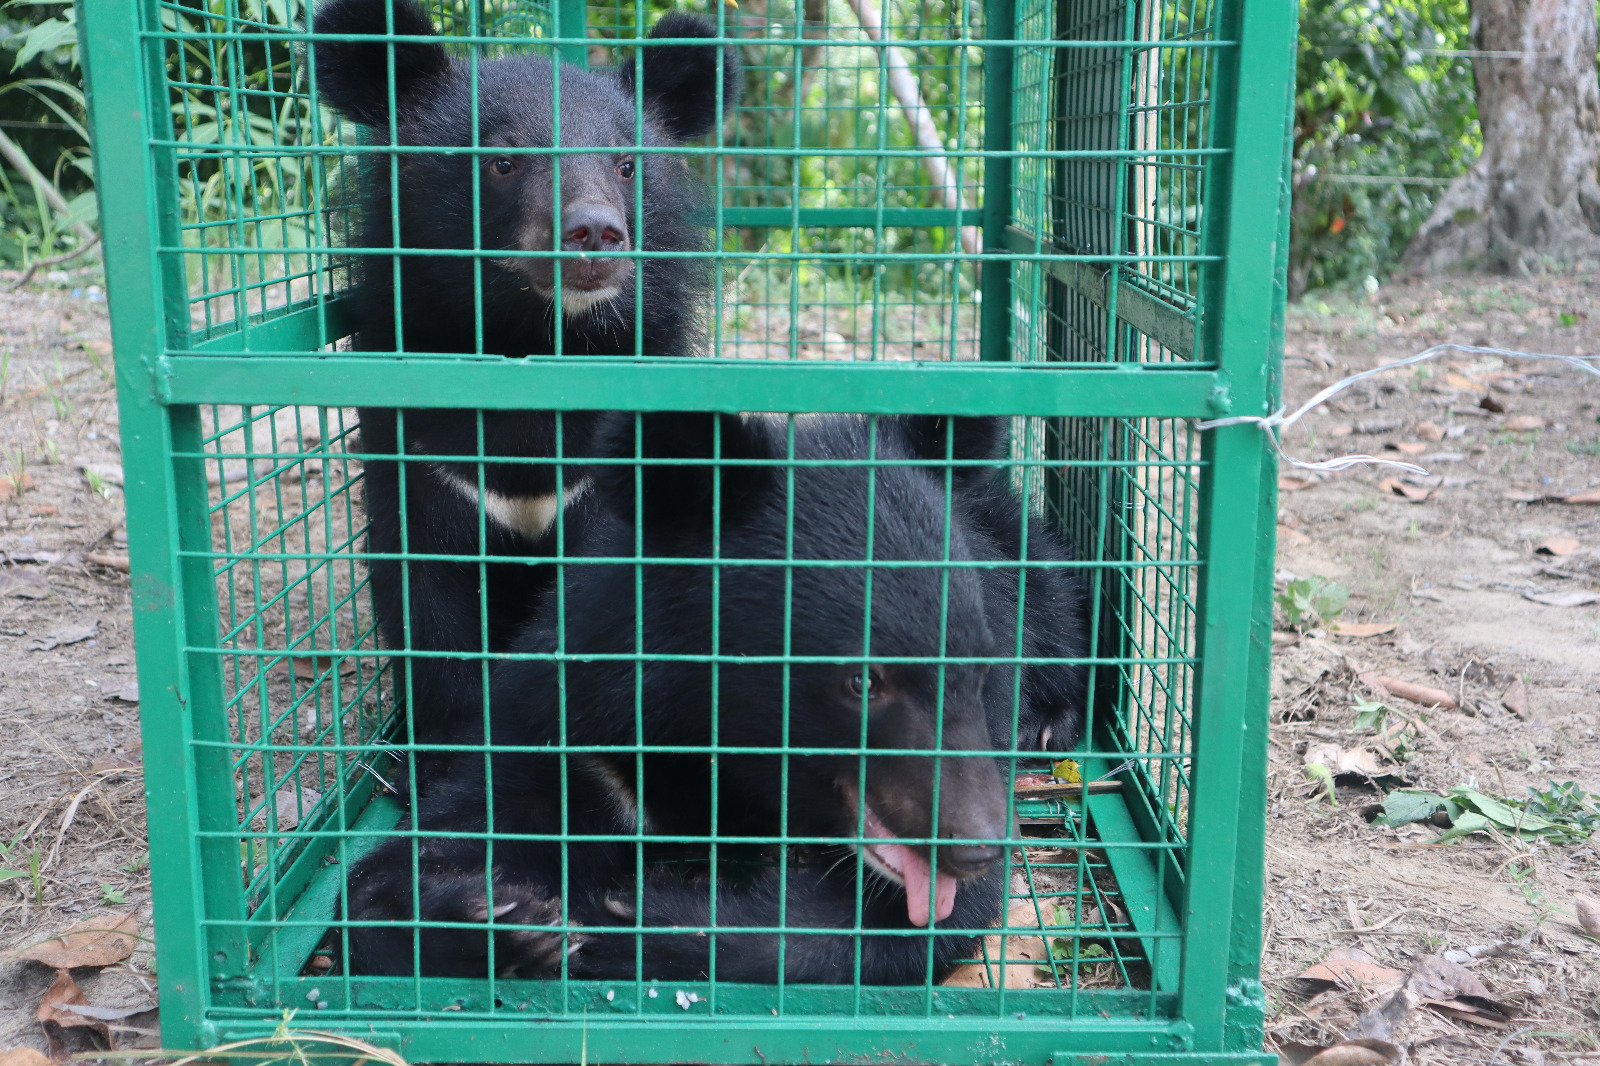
[1402,0,1600,274]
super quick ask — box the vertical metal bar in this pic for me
[1220,36,1296,1051]
[978,0,1015,362]
[1179,0,1297,1049]
[558,0,589,67]
[79,0,240,1047]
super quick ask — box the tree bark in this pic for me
[1402,0,1600,274]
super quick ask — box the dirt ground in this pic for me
[0,265,1595,1064]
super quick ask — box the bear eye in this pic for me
[848,671,881,700]
[616,157,635,179]
[489,156,516,176]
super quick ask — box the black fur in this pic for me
[338,414,1091,984]
[311,0,740,787]
[900,415,1091,752]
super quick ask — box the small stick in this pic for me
[8,233,101,292]
[1014,779,1124,800]
[7,364,95,404]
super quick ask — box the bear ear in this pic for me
[591,411,775,532]
[312,0,451,128]
[897,415,1010,482]
[616,11,742,143]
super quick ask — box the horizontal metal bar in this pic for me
[145,27,1237,50]
[206,1014,1220,1066]
[159,139,1228,161]
[155,355,1231,416]
[720,207,973,228]
[191,300,351,354]
[1007,227,1198,358]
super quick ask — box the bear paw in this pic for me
[470,888,578,978]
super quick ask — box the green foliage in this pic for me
[0,1,93,267]
[1522,780,1600,841]
[1291,0,1480,295]
[1368,782,1600,845]
[1275,576,1349,630]
[1351,698,1390,731]
[0,830,43,902]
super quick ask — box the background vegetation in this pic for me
[0,0,1484,296]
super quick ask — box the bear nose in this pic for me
[561,205,628,253]
[939,843,1003,877]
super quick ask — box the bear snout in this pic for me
[561,203,629,254]
[939,842,1004,878]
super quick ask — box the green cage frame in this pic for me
[80,0,1293,1061]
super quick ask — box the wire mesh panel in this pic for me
[84,0,1293,1061]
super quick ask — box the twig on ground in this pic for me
[8,233,101,292]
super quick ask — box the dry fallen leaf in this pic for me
[0,1048,53,1066]
[1444,371,1484,393]
[0,473,35,501]
[75,460,124,488]
[1503,414,1545,431]
[1279,475,1317,492]
[1567,487,1600,504]
[1377,477,1431,503]
[0,570,49,599]
[1500,679,1527,718]
[28,622,98,652]
[1328,622,1397,638]
[1359,672,1459,710]
[15,913,140,969]
[1278,524,1312,546]
[1278,1039,1401,1066]
[90,746,142,775]
[1389,441,1427,456]
[1304,743,1395,779]
[1406,953,1518,1027]
[1534,536,1580,556]
[290,656,359,682]
[1523,589,1600,608]
[1416,421,1444,442]
[941,901,1055,989]
[1296,947,1406,989]
[1576,894,1600,938]
[37,968,110,1043]
[103,681,139,704]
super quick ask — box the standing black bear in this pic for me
[337,412,1090,984]
[311,0,740,792]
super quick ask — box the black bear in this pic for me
[900,414,1091,753]
[336,412,1090,984]
[310,0,741,792]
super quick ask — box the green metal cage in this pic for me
[80,0,1293,1061]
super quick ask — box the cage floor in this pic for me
[215,757,1182,1023]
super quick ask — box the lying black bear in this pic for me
[311,0,740,789]
[337,412,1089,983]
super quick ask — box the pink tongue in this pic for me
[875,841,958,927]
